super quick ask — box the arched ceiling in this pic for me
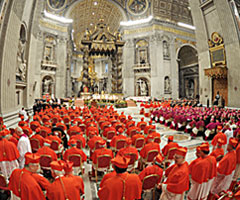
[153,0,193,25]
[68,0,124,49]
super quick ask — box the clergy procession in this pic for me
[1,100,240,200]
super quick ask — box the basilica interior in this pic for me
[1,0,240,199]
[0,0,239,123]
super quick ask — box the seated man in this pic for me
[47,160,84,200]
[110,134,128,151]
[139,140,160,169]
[159,147,189,200]
[161,136,178,157]
[37,139,58,161]
[138,154,163,183]
[117,138,138,170]
[63,139,87,163]
[98,154,142,200]
[70,134,86,149]
[9,152,49,200]
[91,140,113,176]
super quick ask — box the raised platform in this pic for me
[126,100,137,107]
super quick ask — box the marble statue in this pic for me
[163,41,170,58]
[16,40,27,81]
[43,79,51,93]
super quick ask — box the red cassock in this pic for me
[144,125,155,135]
[146,132,161,143]
[102,126,117,138]
[8,168,46,200]
[162,142,179,157]
[37,146,58,161]
[98,172,142,200]
[164,162,189,194]
[8,136,18,146]
[138,165,163,183]
[86,126,99,137]
[88,136,105,150]
[189,157,201,175]
[70,134,86,148]
[140,142,160,159]
[46,135,62,144]
[211,132,227,146]
[63,147,87,162]
[210,148,224,160]
[126,126,140,137]
[191,155,217,184]
[91,148,113,164]
[217,150,236,175]
[131,134,145,145]
[47,175,84,200]
[110,135,128,148]
[117,146,139,160]
[0,138,19,161]
[236,143,240,164]
[100,171,117,188]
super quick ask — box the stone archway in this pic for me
[177,45,199,99]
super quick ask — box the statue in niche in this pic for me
[16,39,27,81]
[44,46,52,61]
[140,80,148,96]
[43,79,52,94]
[139,49,147,64]
[163,40,170,58]
[164,77,171,93]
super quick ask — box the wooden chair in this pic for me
[40,155,52,170]
[134,137,145,151]
[50,140,63,158]
[104,130,116,142]
[0,174,10,199]
[119,117,126,123]
[142,149,159,168]
[139,123,147,131]
[79,124,86,133]
[162,147,177,170]
[52,117,59,125]
[114,123,124,132]
[76,140,83,149]
[142,174,160,200]
[30,138,41,153]
[114,139,127,152]
[39,129,48,138]
[68,154,83,175]
[153,137,161,144]
[93,155,112,182]
[125,153,137,173]
[147,128,155,135]
[129,129,138,138]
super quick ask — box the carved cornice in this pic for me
[204,66,228,79]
